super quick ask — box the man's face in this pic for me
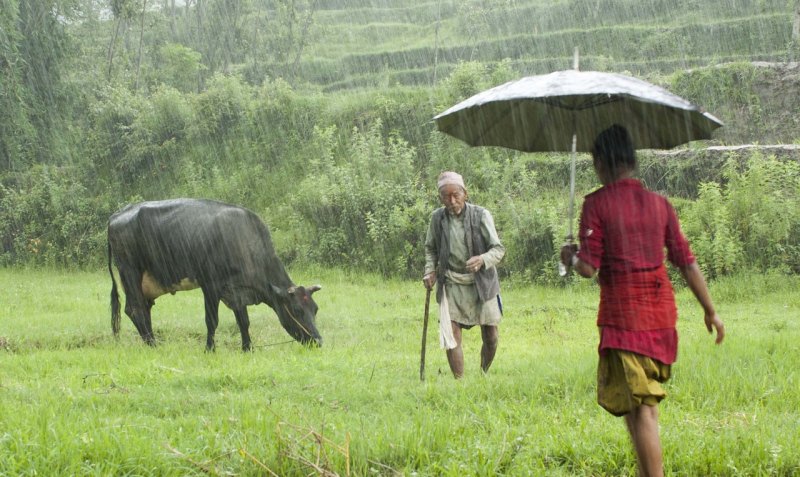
[439,184,466,216]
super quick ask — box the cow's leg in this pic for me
[203,290,220,352]
[124,298,156,345]
[119,268,156,345]
[232,307,252,351]
[129,297,156,346]
[143,299,156,344]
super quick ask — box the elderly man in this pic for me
[423,171,505,378]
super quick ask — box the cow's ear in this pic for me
[271,284,288,298]
[309,285,321,295]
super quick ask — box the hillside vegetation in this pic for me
[1,0,799,280]
[302,1,794,92]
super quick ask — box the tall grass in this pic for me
[0,268,798,475]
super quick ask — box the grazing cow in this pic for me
[107,198,322,350]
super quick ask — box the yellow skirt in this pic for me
[597,348,671,416]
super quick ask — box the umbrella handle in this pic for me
[568,133,577,237]
[558,235,576,277]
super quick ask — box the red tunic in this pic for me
[577,179,695,364]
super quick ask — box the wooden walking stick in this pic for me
[419,287,432,381]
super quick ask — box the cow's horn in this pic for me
[309,285,322,294]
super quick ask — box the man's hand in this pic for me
[560,243,578,267]
[423,272,436,290]
[679,262,725,345]
[705,312,725,345]
[466,256,484,273]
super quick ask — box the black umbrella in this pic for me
[434,69,723,153]
[433,65,722,273]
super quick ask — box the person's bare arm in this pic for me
[572,257,596,278]
[678,261,725,344]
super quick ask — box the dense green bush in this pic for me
[247,78,324,165]
[288,120,430,276]
[681,153,800,276]
[85,86,144,182]
[0,166,112,268]
[151,43,205,93]
[669,62,765,143]
[191,74,252,141]
[118,86,193,181]
[0,4,38,173]
[681,182,744,277]
[723,153,800,272]
[3,63,799,281]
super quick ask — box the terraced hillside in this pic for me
[277,0,796,91]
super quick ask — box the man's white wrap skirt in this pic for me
[438,269,501,349]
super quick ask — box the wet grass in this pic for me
[0,268,798,476]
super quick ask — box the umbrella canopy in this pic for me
[434,70,723,152]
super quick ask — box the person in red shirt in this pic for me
[560,124,725,477]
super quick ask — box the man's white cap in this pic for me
[437,171,465,191]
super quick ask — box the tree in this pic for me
[263,0,319,83]
[135,0,147,92]
[210,0,245,73]
[792,0,800,61]
[107,0,138,80]
[795,0,800,42]
[164,0,177,38]
[12,0,72,164]
[0,0,36,172]
[155,43,205,92]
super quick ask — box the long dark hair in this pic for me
[592,124,636,179]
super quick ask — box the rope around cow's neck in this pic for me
[282,303,313,339]
[255,339,295,348]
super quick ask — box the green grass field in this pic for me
[1,268,798,476]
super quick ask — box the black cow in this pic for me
[107,198,322,350]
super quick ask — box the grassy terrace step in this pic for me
[282,13,792,92]
[315,52,789,92]
[270,44,789,93]
[240,0,793,93]
[313,0,786,31]
[312,13,790,63]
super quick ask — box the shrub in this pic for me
[290,120,429,276]
[247,78,324,165]
[723,152,800,272]
[116,86,193,181]
[681,181,743,278]
[152,43,205,93]
[85,85,143,178]
[190,74,252,141]
[680,152,800,276]
[487,157,567,285]
[0,166,112,268]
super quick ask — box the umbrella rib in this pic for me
[538,94,621,111]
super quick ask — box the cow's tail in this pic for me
[108,239,121,337]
